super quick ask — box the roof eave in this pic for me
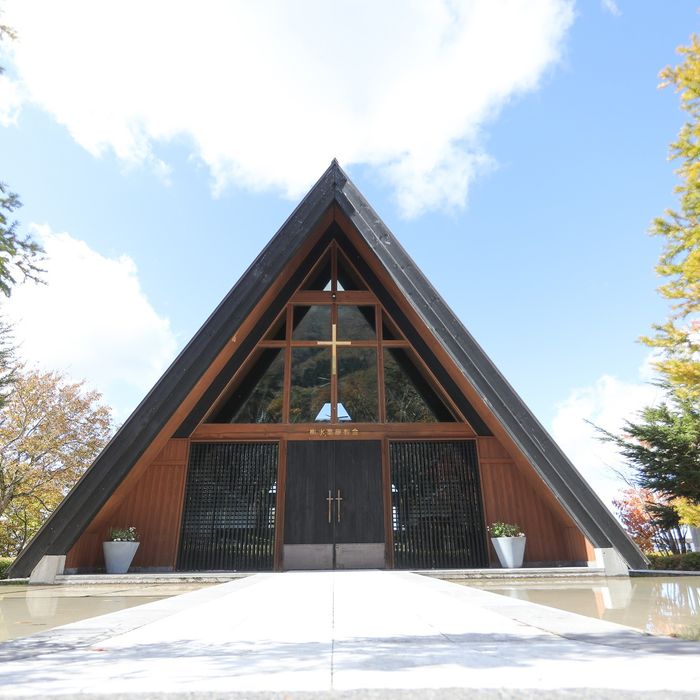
[8,163,340,578]
[332,164,647,570]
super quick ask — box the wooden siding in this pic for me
[66,207,594,571]
[67,433,592,571]
[66,439,189,570]
[332,213,594,565]
[478,437,590,564]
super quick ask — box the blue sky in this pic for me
[0,1,696,506]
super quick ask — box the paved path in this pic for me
[0,571,699,698]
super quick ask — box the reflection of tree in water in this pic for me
[475,578,700,639]
[603,578,700,636]
[641,579,700,637]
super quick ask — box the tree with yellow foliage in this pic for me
[0,369,112,556]
[644,36,700,400]
[672,496,700,528]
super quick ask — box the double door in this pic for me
[283,440,385,569]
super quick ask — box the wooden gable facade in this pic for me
[9,162,646,577]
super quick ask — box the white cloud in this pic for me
[0,74,23,126]
[2,0,574,217]
[550,363,664,512]
[3,225,178,419]
[601,0,622,17]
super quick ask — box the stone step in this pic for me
[53,567,607,585]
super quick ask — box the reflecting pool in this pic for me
[459,576,700,638]
[0,583,212,642]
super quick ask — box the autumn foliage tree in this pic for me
[605,35,700,556]
[0,19,106,558]
[613,488,688,554]
[613,488,663,553]
[672,496,700,527]
[644,35,700,400]
[0,369,113,556]
[0,318,16,406]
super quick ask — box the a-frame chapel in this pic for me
[10,161,647,579]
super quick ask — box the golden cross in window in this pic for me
[317,323,351,375]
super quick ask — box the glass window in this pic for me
[337,306,376,340]
[384,348,455,422]
[292,306,331,340]
[337,250,367,290]
[212,349,284,423]
[290,348,332,422]
[264,311,286,340]
[338,348,378,422]
[301,250,332,291]
[381,311,403,340]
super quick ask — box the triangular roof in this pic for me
[10,160,646,576]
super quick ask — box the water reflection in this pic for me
[0,583,211,642]
[463,576,700,638]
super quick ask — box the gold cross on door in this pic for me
[317,323,351,375]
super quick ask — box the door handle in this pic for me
[336,489,343,523]
[326,490,333,524]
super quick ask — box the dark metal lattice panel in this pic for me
[390,441,488,569]
[178,442,278,571]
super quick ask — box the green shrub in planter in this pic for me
[647,552,700,571]
[487,522,524,538]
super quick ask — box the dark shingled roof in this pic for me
[9,161,647,577]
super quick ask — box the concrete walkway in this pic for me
[0,571,699,698]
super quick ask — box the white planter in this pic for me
[491,536,526,568]
[103,541,140,574]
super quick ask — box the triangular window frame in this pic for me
[205,239,464,425]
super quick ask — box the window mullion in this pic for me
[331,302,338,422]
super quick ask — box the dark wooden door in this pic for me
[283,440,384,569]
[284,441,333,550]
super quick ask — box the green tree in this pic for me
[0,369,113,556]
[600,395,699,555]
[0,182,43,297]
[644,35,700,399]
[0,22,43,297]
[0,19,43,421]
[597,395,700,506]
